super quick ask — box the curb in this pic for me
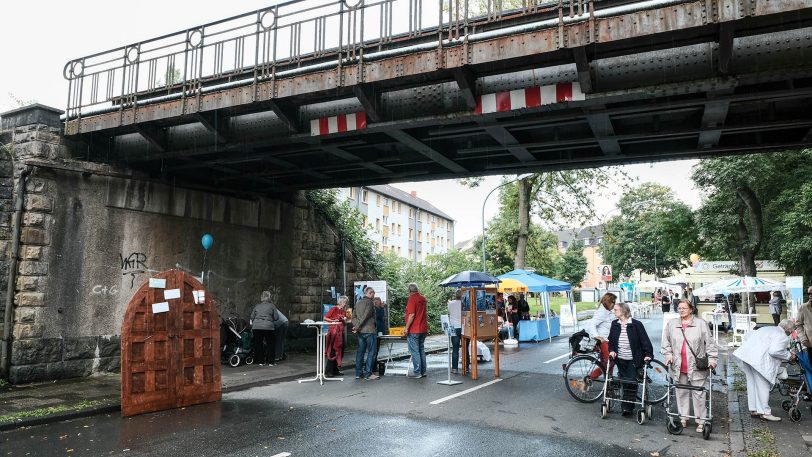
[725,351,747,457]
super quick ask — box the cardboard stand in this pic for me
[459,287,500,381]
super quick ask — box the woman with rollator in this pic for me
[608,301,654,416]
[662,299,718,433]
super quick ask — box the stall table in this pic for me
[518,317,561,342]
[377,335,410,375]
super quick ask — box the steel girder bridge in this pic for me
[62,0,812,193]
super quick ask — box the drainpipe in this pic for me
[341,238,347,297]
[1,165,31,378]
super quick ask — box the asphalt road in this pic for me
[2,316,731,456]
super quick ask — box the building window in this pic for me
[362,190,368,203]
[376,218,381,231]
[363,216,368,227]
[409,208,414,219]
[447,239,451,249]
[397,246,402,255]
[349,187,356,199]
[409,249,413,258]
[391,223,395,234]
[409,228,413,240]
[376,195,381,206]
[397,224,402,236]
[418,230,422,241]
[447,221,451,231]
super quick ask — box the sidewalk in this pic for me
[0,334,449,431]
[727,344,812,457]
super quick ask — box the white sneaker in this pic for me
[761,414,782,422]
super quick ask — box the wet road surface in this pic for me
[2,316,731,456]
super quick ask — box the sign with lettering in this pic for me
[693,260,782,272]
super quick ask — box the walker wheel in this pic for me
[790,408,802,422]
[245,356,254,365]
[636,410,646,425]
[666,418,683,435]
[702,423,711,440]
[646,405,653,419]
[228,354,241,367]
[782,400,792,411]
[600,404,608,419]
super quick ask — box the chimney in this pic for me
[410,191,417,198]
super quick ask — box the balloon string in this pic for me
[201,250,208,284]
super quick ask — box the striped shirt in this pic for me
[617,320,633,360]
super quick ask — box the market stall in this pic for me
[497,269,571,343]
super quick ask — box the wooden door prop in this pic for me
[460,287,500,380]
[121,269,221,417]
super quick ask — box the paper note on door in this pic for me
[152,302,169,314]
[192,290,205,304]
[163,289,181,300]
[149,278,167,289]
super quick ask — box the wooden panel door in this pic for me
[121,270,221,417]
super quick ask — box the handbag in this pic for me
[680,326,710,371]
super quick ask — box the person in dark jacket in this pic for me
[250,291,279,366]
[608,301,654,416]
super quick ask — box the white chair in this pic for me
[730,313,754,346]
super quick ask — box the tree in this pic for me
[556,239,587,286]
[468,168,625,272]
[601,183,699,278]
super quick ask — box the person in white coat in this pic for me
[732,319,794,421]
[581,293,617,383]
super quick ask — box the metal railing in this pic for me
[62,0,677,121]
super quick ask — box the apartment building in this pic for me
[337,185,455,262]
[554,225,604,288]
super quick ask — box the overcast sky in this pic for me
[1,1,704,242]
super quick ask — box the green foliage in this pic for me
[555,239,587,286]
[378,249,479,333]
[305,189,383,275]
[692,149,812,280]
[476,210,560,275]
[602,183,699,278]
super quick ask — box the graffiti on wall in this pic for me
[120,252,149,289]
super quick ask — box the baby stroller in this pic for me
[221,314,254,367]
[777,341,811,422]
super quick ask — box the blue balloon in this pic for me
[201,233,214,251]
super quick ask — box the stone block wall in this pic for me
[0,105,366,384]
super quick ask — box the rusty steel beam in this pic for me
[266,100,300,133]
[352,84,382,123]
[133,124,168,152]
[195,112,230,144]
[482,125,535,162]
[64,0,812,136]
[387,130,467,173]
[452,66,478,110]
[584,110,621,155]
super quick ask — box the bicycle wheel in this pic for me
[644,359,670,405]
[564,355,606,403]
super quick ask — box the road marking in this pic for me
[544,352,571,364]
[430,378,502,405]
[270,453,291,457]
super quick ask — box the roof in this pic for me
[367,184,454,221]
[498,269,572,292]
[553,224,604,247]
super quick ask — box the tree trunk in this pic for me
[514,178,531,270]
[735,184,763,312]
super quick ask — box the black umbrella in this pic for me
[438,270,501,288]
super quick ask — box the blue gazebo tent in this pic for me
[497,269,574,342]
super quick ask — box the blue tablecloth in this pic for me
[518,317,561,342]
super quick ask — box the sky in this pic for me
[1,2,704,242]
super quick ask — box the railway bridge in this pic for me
[61,0,812,193]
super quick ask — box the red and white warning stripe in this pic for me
[310,112,367,136]
[475,82,585,115]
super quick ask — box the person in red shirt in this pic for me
[405,282,428,378]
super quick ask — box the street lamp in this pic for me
[481,173,533,273]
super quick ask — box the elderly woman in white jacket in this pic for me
[732,319,794,421]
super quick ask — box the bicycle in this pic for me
[563,338,670,405]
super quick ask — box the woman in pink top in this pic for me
[661,299,718,432]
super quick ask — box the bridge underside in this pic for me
[63,1,812,194]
